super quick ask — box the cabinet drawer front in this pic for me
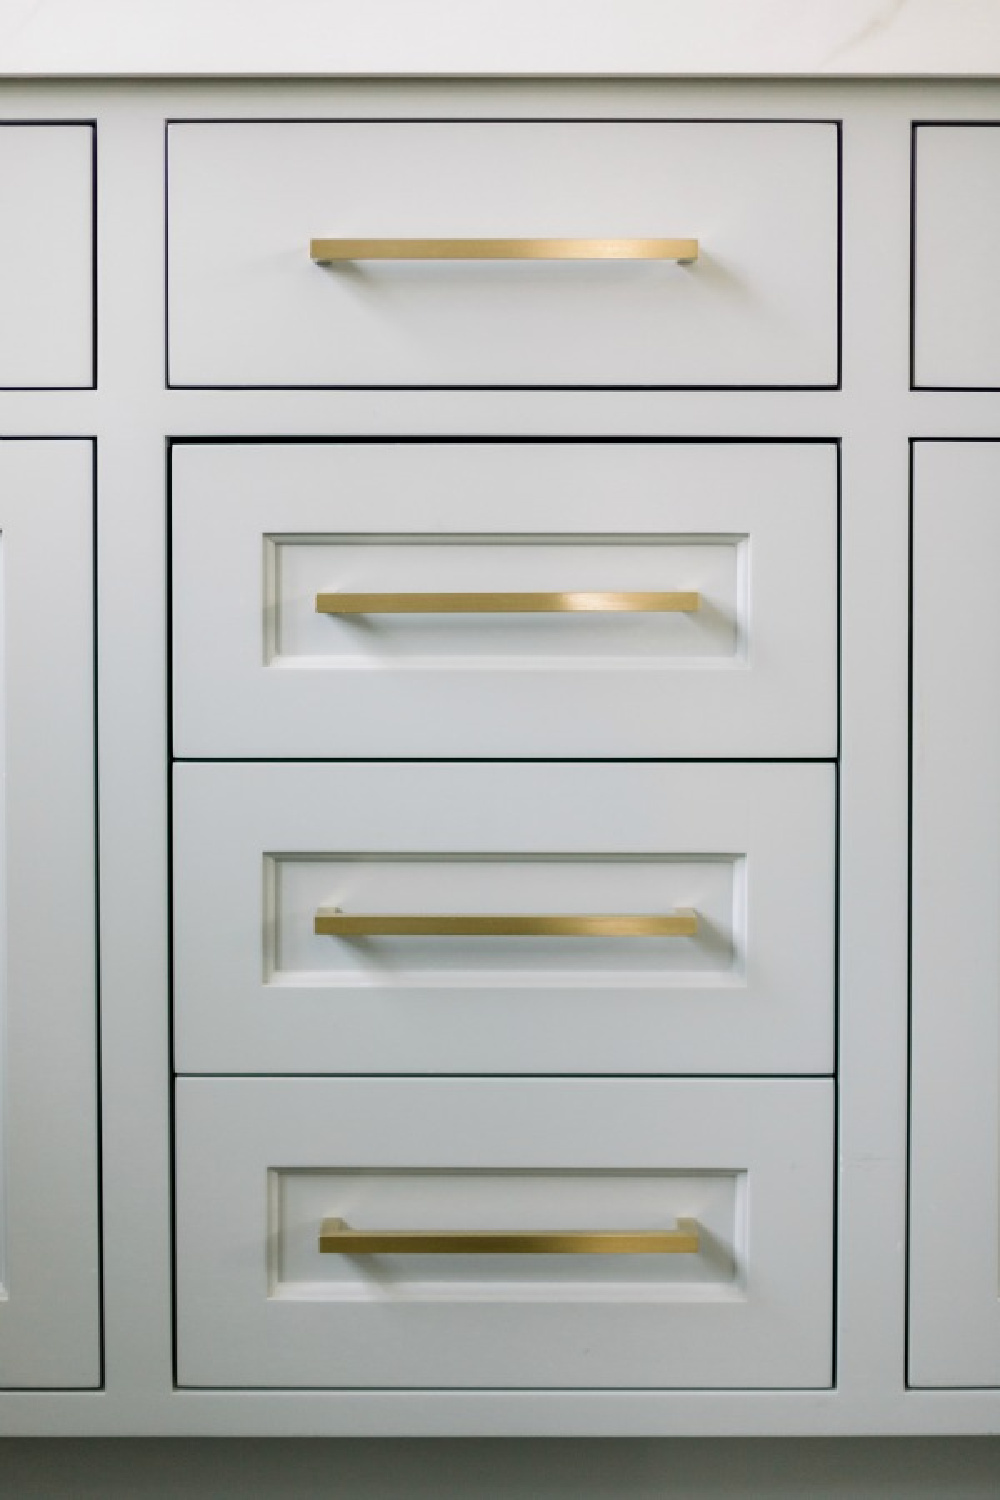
[175,1077,833,1389]
[171,442,838,758]
[173,762,835,1075]
[914,126,1000,389]
[0,125,94,388]
[166,120,839,389]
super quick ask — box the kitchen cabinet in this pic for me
[0,55,995,1435]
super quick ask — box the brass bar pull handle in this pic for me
[314,909,698,938]
[310,237,699,264]
[319,1217,700,1255]
[316,590,700,615]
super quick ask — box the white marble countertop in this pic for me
[1,0,999,78]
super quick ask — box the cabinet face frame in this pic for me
[0,439,99,1389]
[1,75,998,1436]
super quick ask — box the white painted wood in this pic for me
[910,442,1000,1387]
[0,125,93,388]
[166,121,839,389]
[913,126,1000,389]
[92,96,176,1414]
[175,1077,834,1389]
[0,75,991,1438]
[171,442,838,758]
[0,440,98,1387]
[1,2,998,79]
[173,762,834,1075]
[832,88,912,1419]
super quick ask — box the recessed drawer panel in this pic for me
[173,762,835,1075]
[914,125,1000,388]
[0,125,94,388]
[166,120,839,388]
[171,442,838,758]
[175,1076,834,1389]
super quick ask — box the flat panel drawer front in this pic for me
[171,442,838,758]
[165,120,840,389]
[913,125,1000,388]
[910,442,1000,1386]
[0,125,94,388]
[175,1077,834,1389]
[173,762,835,1075]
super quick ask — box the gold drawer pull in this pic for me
[310,237,699,264]
[314,909,698,938]
[319,1217,700,1255]
[316,590,700,615]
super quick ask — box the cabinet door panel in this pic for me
[0,441,98,1387]
[911,441,1000,1386]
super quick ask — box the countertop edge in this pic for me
[3,0,1000,80]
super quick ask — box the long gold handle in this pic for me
[319,1217,700,1255]
[316,590,700,615]
[314,909,698,938]
[310,237,698,264]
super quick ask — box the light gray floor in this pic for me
[1,1439,999,1498]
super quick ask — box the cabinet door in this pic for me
[0,125,95,389]
[913,126,1000,389]
[0,442,98,1387]
[911,441,1000,1386]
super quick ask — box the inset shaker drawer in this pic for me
[914,125,1000,388]
[0,125,94,388]
[175,1077,833,1389]
[171,442,838,759]
[173,762,835,1075]
[166,120,839,388]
